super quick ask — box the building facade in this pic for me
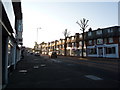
[35,26,120,59]
[1,0,23,88]
[85,26,120,58]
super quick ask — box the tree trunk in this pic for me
[64,37,67,56]
[82,29,85,58]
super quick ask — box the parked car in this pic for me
[49,52,57,58]
[30,52,33,55]
[35,52,40,56]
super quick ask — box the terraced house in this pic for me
[37,26,120,59]
[85,26,120,58]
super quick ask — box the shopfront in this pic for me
[87,44,119,58]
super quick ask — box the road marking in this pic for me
[51,59,62,63]
[67,64,75,66]
[33,65,39,69]
[34,59,38,60]
[40,64,46,67]
[19,70,27,73]
[85,75,103,80]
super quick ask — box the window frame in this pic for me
[108,37,113,43]
[88,40,92,45]
[97,38,103,44]
[88,31,92,36]
[96,30,102,35]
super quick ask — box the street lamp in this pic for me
[35,27,41,53]
[36,27,42,43]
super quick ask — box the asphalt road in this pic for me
[4,53,119,89]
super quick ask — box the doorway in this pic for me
[98,47,103,57]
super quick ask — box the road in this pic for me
[5,53,119,88]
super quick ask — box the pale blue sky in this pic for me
[21,1,118,48]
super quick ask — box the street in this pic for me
[5,53,119,88]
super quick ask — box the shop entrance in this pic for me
[98,47,103,57]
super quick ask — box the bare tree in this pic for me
[76,18,89,58]
[63,29,70,56]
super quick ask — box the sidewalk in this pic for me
[42,54,119,63]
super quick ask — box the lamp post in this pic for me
[36,27,41,53]
[36,27,42,43]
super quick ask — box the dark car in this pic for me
[35,52,40,56]
[50,52,57,58]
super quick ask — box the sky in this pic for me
[21,0,118,48]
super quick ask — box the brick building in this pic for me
[37,26,120,58]
[85,26,120,58]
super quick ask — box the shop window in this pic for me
[8,43,12,68]
[106,47,115,54]
[88,48,97,54]
[108,38,113,43]
[97,39,103,44]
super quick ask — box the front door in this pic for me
[98,47,103,57]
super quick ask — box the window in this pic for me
[72,37,74,40]
[96,30,102,35]
[119,28,120,32]
[108,38,113,43]
[104,38,107,44]
[72,43,75,47]
[79,41,82,46]
[89,40,92,45]
[94,40,96,44]
[88,48,97,54]
[79,34,82,38]
[62,45,64,48]
[105,47,115,54]
[88,32,92,36]
[17,20,23,31]
[97,39,103,44]
[108,29,113,33]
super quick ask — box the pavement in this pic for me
[3,53,119,89]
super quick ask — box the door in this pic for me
[98,47,103,57]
